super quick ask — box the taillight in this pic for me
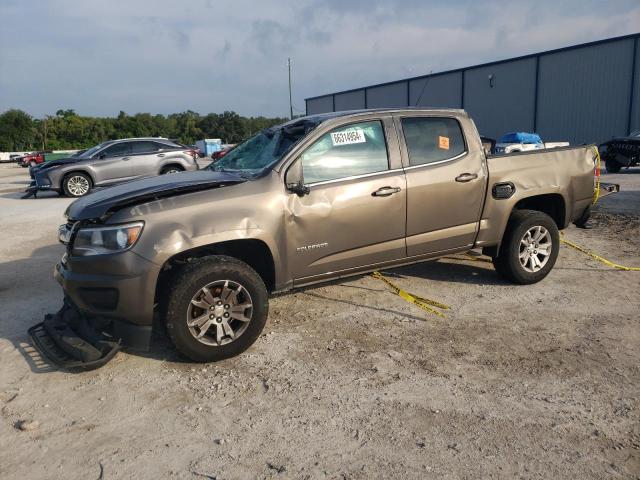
[184,149,197,159]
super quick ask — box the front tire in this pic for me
[62,172,92,197]
[492,210,560,284]
[164,255,268,362]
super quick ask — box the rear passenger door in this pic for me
[130,141,164,177]
[286,117,407,283]
[395,115,487,256]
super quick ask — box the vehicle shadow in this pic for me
[1,243,503,373]
[393,257,506,285]
[0,190,61,200]
[0,244,67,373]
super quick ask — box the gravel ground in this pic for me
[0,163,638,479]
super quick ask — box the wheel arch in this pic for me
[512,193,566,228]
[160,162,185,174]
[482,193,566,258]
[61,169,95,193]
[155,238,277,308]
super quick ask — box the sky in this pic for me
[1,0,639,119]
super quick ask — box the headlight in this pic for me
[72,222,144,256]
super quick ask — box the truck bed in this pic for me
[474,145,596,247]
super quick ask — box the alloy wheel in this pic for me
[67,175,90,196]
[519,225,552,272]
[186,280,253,346]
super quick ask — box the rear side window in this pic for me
[102,142,131,157]
[155,141,179,150]
[131,141,162,154]
[300,120,389,184]
[401,117,466,166]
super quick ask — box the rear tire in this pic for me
[605,159,621,173]
[164,255,268,363]
[492,210,560,284]
[161,165,183,175]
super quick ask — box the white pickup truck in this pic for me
[495,132,569,154]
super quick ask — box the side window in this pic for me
[154,141,176,150]
[401,117,466,166]
[131,141,160,154]
[102,142,131,157]
[300,120,389,184]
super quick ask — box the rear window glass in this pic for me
[130,141,162,154]
[156,141,180,150]
[401,117,466,166]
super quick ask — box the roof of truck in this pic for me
[294,107,467,125]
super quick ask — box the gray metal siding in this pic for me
[409,72,462,108]
[306,95,334,115]
[366,82,408,108]
[335,90,365,111]
[463,58,537,139]
[306,34,640,144]
[630,37,640,133]
[537,39,635,144]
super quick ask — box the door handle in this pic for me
[122,157,130,161]
[455,173,478,183]
[157,153,165,157]
[372,186,401,197]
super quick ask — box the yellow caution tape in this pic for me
[371,271,450,317]
[560,234,640,271]
[592,146,601,206]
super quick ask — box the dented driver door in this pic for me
[286,116,407,285]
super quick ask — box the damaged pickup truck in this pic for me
[29,108,603,368]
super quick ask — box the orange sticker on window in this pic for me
[439,136,450,150]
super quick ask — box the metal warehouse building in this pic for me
[305,33,640,145]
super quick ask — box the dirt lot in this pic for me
[0,163,638,479]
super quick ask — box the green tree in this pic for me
[0,109,36,151]
[0,109,289,151]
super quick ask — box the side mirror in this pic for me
[99,153,106,159]
[285,161,309,196]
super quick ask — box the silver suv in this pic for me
[30,138,199,197]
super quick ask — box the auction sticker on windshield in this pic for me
[331,128,366,146]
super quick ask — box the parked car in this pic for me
[26,138,199,197]
[495,132,569,154]
[211,145,234,161]
[19,152,45,167]
[28,108,605,368]
[599,130,640,173]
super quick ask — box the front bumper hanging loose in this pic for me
[28,298,121,370]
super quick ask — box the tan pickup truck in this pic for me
[30,108,599,367]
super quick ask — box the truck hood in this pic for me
[66,170,247,220]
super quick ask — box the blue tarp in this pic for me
[498,132,543,144]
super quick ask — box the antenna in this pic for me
[414,70,433,106]
[288,58,293,120]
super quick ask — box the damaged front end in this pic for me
[22,179,57,199]
[28,170,248,368]
[28,298,120,370]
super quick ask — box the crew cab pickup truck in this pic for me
[29,108,599,368]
